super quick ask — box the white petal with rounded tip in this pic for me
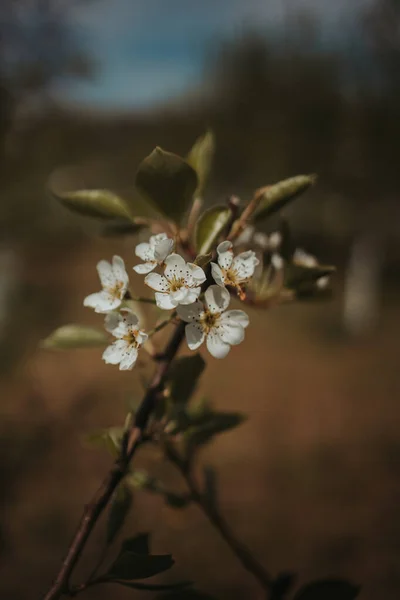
[272,253,284,270]
[187,263,206,284]
[177,302,203,322]
[232,251,259,280]
[104,311,120,333]
[149,233,168,247]
[102,339,128,364]
[154,238,174,262]
[170,288,188,303]
[136,330,148,345]
[145,272,170,292]
[294,248,317,268]
[164,253,187,280]
[97,260,115,288]
[84,291,121,313]
[217,240,233,254]
[218,321,245,345]
[205,285,230,314]
[185,322,205,350]
[155,292,177,310]
[220,309,249,329]
[317,276,329,289]
[180,287,201,305]
[119,346,138,370]
[133,262,156,274]
[135,242,154,262]
[112,256,129,286]
[268,232,282,251]
[211,262,225,287]
[206,330,230,358]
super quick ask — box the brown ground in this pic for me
[1,238,399,600]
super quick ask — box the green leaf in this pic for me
[254,175,316,222]
[187,130,215,196]
[194,253,213,269]
[51,188,134,221]
[84,427,124,458]
[135,147,198,223]
[121,533,150,555]
[101,218,145,237]
[293,579,360,600]
[126,473,191,509]
[106,541,174,580]
[40,325,108,350]
[195,205,231,255]
[186,411,246,449]
[168,354,206,406]
[106,484,133,546]
[107,580,192,592]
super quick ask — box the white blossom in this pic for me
[211,241,259,299]
[145,253,206,310]
[102,311,147,370]
[177,285,249,359]
[84,256,129,313]
[293,248,318,268]
[133,233,174,274]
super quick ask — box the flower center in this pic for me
[200,311,219,333]
[123,329,140,347]
[108,280,124,298]
[169,277,184,292]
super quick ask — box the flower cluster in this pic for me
[83,231,260,367]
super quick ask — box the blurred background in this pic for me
[0,1,400,598]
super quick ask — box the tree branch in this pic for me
[42,322,186,600]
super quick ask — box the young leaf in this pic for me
[195,206,231,255]
[203,465,218,510]
[293,579,361,600]
[186,411,246,449]
[51,188,134,220]
[84,427,124,458]
[254,175,316,222]
[187,130,215,197]
[167,354,206,406]
[135,147,198,223]
[40,325,108,350]
[285,264,335,290]
[194,253,213,269]
[106,550,174,580]
[101,218,145,237]
[106,484,133,546]
[121,533,150,555]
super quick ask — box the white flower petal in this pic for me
[144,272,170,292]
[217,246,234,270]
[164,253,188,280]
[149,233,168,247]
[232,251,259,280]
[119,346,138,370]
[211,262,226,287]
[206,330,230,358]
[185,322,205,350]
[154,238,174,262]
[205,285,230,314]
[253,232,269,250]
[112,256,129,287]
[102,339,128,364]
[177,302,203,322]
[235,225,255,246]
[180,287,202,305]
[217,240,233,254]
[155,292,177,310]
[133,262,156,274]
[187,263,206,285]
[220,309,249,329]
[97,260,115,288]
[294,248,317,268]
[136,330,148,345]
[272,253,284,270]
[317,276,329,289]
[84,291,121,313]
[104,311,120,333]
[170,288,188,303]
[218,321,245,345]
[135,242,154,262]
[268,232,282,251]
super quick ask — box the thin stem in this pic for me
[166,446,272,596]
[42,322,186,600]
[147,312,177,337]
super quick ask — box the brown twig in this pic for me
[42,322,186,600]
[165,445,272,596]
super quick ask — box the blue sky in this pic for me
[55,0,372,112]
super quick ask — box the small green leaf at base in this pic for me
[167,354,206,406]
[293,579,361,600]
[106,533,174,580]
[40,325,108,350]
[135,147,198,223]
[254,175,316,222]
[195,206,231,255]
[187,130,215,197]
[186,411,246,450]
[51,187,134,221]
[107,580,192,592]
